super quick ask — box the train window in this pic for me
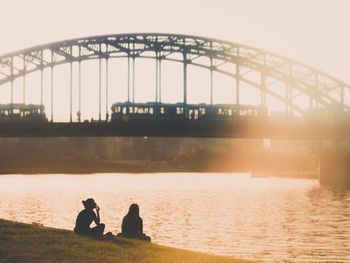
[134,107,138,113]
[200,108,206,115]
[176,107,184,114]
[228,109,232,116]
[144,108,149,114]
[123,107,127,114]
[138,108,144,114]
[129,107,133,113]
[161,107,165,114]
[218,109,223,115]
[117,106,121,113]
[194,109,198,119]
[150,107,154,114]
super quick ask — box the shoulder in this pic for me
[81,209,95,217]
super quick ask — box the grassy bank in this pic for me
[0,219,250,263]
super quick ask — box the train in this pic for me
[0,103,47,122]
[110,102,267,123]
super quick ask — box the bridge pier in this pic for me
[319,154,350,185]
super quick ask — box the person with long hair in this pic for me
[118,203,151,242]
[74,198,105,237]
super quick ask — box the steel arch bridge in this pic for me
[0,33,350,138]
[1,33,350,116]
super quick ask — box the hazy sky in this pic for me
[1,0,349,120]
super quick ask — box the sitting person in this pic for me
[74,198,105,237]
[117,203,151,242]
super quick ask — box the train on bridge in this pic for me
[110,102,268,123]
[0,104,47,122]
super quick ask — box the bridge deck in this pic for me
[0,121,348,139]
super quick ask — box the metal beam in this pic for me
[106,58,109,120]
[133,56,135,103]
[156,51,159,103]
[159,58,162,103]
[40,50,44,114]
[51,51,54,122]
[99,53,102,121]
[10,56,13,119]
[23,55,26,104]
[70,61,73,122]
[183,52,187,105]
[78,46,81,123]
[127,44,130,102]
[210,57,213,105]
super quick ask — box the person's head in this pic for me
[82,198,97,210]
[128,203,139,217]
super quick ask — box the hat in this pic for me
[82,198,97,209]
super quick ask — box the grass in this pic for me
[0,219,251,263]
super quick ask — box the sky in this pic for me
[1,0,349,120]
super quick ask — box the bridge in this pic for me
[0,33,350,139]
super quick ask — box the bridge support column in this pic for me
[99,57,102,121]
[70,61,73,123]
[183,53,187,105]
[132,57,135,103]
[127,54,130,102]
[40,68,43,114]
[40,50,44,115]
[10,56,13,119]
[78,59,81,122]
[156,52,159,103]
[106,58,109,121]
[23,55,26,104]
[210,56,213,105]
[51,50,54,122]
[159,58,162,103]
[236,64,240,105]
[319,154,350,185]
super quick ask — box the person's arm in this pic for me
[121,217,126,234]
[138,217,143,235]
[93,206,100,225]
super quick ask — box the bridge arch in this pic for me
[0,33,349,121]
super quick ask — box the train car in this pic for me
[0,103,47,122]
[110,102,267,123]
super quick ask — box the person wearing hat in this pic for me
[74,198,105,237]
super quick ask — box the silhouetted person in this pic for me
[74,198,105,237]
[117,204,151,242]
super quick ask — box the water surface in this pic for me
[0,173,350,262]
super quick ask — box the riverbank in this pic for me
[0,157,318,179]
[0,219,249,263]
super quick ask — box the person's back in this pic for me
[74,209,95,234]
[74,198,105,237]
[122,213,143,238]
[118,203,151,242]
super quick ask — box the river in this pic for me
[0,173,349,262]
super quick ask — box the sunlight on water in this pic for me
[1,173,350,262]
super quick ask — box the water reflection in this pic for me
[0,173,350,262]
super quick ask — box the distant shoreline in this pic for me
[0,158,318,179]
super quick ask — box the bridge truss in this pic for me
[0,33,349,122]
